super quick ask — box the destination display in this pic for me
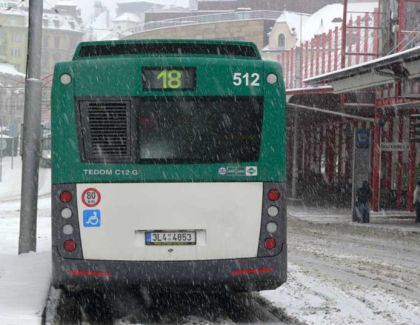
[142,67,196,91]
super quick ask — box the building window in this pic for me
[43,35,49,48]
[54,37,60,49]
[278,34,285,49]
[10,48,20,57]
[12,33,22,43]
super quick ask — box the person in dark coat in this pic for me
[414,181,420,223]
[356,181,372,223]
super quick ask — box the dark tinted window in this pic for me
[137,97,263,163]
[78,43,258,58]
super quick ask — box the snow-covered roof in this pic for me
[113,13,140,23]
[275,11,310,43]
[301,2,378,42]
[88,10,113,41]
[0,63,25,78]
[56,0,77,7]
[0,8,26,17]
[117,0,154,3]
[42,12,83,32]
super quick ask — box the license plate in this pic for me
[145,231,196,245]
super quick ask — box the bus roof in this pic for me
[73,39,261,60]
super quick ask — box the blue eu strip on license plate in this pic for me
[145,231,196,245]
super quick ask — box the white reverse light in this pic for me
[61,207,72,219]
[266,73,278,84]
[60,74,72,85]
[267,206,279,217]
[62,224,74,235]
[266,222,278,233]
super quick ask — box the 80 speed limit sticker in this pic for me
[82,188,101,207]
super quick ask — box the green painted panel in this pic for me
[52,43,286,184]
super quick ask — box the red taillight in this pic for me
[60,191,73,203]
[67,270,112,277]
[267,189,280,201]
[264,238,276,250]
[63,240,76,252]
[230,267,273,276]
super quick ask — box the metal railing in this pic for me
[124,10,282,36]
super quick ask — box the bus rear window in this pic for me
[137,97,263,163]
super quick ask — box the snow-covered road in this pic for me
[261,215,420,325]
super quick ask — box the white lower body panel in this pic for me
[76,183,263,261]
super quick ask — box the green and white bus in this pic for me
[51,40,287,291]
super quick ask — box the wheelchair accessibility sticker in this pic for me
[83,209,101,227]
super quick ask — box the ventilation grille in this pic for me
[80,101,131,161]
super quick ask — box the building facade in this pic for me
[0,63,25,128]
[0,9,27,73]
[197,0,341,13]
[0,0,85,123]
[126,13,278,50]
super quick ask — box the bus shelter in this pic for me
[291,46,420,212]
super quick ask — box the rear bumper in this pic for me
[52,244,287,291]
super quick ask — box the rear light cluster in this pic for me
[258,184,284,256]
[57,188,78,254]
[265,189,280,250]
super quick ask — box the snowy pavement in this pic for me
[288,206,419,232]
[0,158,51,325]
[261,209,420,325]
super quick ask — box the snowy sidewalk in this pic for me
[0,157,52,324]
[288,206,420,234]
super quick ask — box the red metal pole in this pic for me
[321,34,326,74]
[315,35,320,76]
[314,128,319,173]
[318,125,325,174]
[327,125,335,183]
[328,30,332,72]
[338,123,343,177]
[408,112,417,211]
[304,41,309,80]
[341,0,348,68]
[396,111,403,209]
[334,27,339,70]
[372,100,382,211]
[386,117,393,191]
[325,125,329,181]
[287,128,290,177]
[363,12,369,62]
[308,128,314,173]
[355,16,361,64]
[398,0,405,51]
[309,128,314,174]
[291,49,295,88]
[304,130,309,176]
[310,39,314,77]
[345,122,353,182]
[347,18,353,66]
[373,8,379,56]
